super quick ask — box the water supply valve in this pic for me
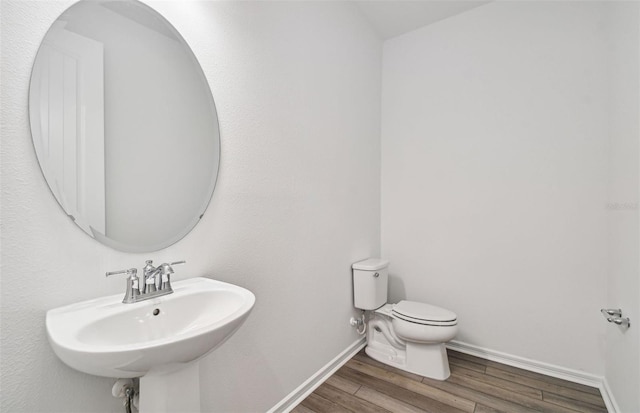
[350,312,367,335]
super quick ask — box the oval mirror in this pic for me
[29,0,220,252]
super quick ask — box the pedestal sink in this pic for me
[46,277,255,413]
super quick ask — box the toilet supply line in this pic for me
[112,379,138,413]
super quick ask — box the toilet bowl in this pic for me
[353,258,458,380]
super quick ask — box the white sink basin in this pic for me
[46,277,255,378]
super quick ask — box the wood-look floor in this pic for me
[292,349,606,413]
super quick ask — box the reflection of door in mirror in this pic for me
[30,21,105,235]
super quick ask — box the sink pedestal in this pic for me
[139,362,201,413]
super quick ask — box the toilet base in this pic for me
[404,342,451,380]
[365,341,451,380]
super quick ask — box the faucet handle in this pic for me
[601,308,622,318]
[157,260,186,291]
[106,268,140,304]
[106,268,138,278]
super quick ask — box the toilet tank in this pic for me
[352,258,389,310]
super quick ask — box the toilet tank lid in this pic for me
[352,258,389,271]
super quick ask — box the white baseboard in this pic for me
[267,337,366,413]
[447,340,618,413]
[599,377,621,413]
[447,340,602,387]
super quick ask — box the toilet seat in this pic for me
[392,300,457,326]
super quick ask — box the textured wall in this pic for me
[381,1,611,375]
[0,1,381,412]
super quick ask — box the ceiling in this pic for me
[355,1,491,40]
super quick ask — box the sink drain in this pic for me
[153,309,160,316]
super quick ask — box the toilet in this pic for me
[353,258,458,380]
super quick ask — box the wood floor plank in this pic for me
[448,350,492,366]
[325,374,361,395]
[420,375,539,413]
[300,393,352,413]
[445,372,580,413]
[489,363,602,396]
[294,351,607,413]
[315,383,391,413]
[337,366,468,413]
[485,367,606,408]
[473,404,504,413]
[345,359,475,412]
[353,352,424,381]
[355,386,430,413]
[291,404,316,413]
[450,364,543,399]
[449,350,602,397]
[543,391,608,413]
[449,357,488,374]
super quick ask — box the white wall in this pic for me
[0,1,381,412]
[381,1,613,375]
[4,1,638,411]
[604,2,640,412]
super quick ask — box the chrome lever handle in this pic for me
[601,308,631,328]
[158,260,185,290]
[106,268,140,304]
[611,317,631,327]
[601,308,622,318]
[106,268,137,277]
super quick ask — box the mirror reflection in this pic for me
[29,0,220,252]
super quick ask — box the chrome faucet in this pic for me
[106,260,185,304]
